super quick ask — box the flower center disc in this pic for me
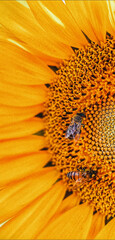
[45,33,115,218]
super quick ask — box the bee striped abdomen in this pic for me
[67,171,82,183]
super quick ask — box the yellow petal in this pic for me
[49,193,80,223]
[0,25,18,41]
[0,118,44,139]
[0,181,66,239]
[18,1,29,8]
[105,0,115,36]
[37,51,61,67]
[0,103,43,126]
[0,136,46,158]
[27,0,87,48]
[0,167,59,223]
[57,193,80,214]
[38,203,93,239]
[0,1,72,59]
[0,81,47,107]
[0,151,51,186]
[84,1,107,42]
[65,1,96,43]
[1,41,55,85]
[0,26,63,66]
[95,217,115,240]
[87,212,105,239]
[67,0,107,43]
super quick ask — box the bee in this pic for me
[67,169,97,184]
[65,113,85,143]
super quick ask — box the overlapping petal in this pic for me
[0,151,51,186]
[0,1,73,59]
[1,182,62,238]
[66,0,107,43]
[0,104,43,126]
[0,181,66,239]
[0,167,59,223]
[27,0,87,48]
[106,0,115,36]
[49,193,80,223]
[94,217,115,240]
[87,212,105,239]
[0,81,47,107]
[0,41,55,85]
[0,118,44,139]
[0,136,46,158]
[38,204,93,239]
[55,193,80,216]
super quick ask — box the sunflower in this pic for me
[0,0,115,239]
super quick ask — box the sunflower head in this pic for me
[45,32,115,218]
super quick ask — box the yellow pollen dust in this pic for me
[45,33,115,218]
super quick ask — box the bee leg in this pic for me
[74,133,80,144]
[73,179,81,188]
[73,181,77,187]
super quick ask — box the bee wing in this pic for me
[76,121,82,131]
[65,123,72,138]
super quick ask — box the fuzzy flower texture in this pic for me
[0,0,115,239]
